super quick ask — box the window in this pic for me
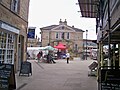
[56,32,59,39]
[61,32,65,39]
[61,26,64,30]
[67,32,69,39]
[11,0,19,13]
[0,31,14,64]
[75,44,77,51]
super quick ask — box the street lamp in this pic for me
[86,30,88,60]
[48,31,51,45]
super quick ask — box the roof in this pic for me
[40,25,58,30]
[28,27,36,29]
[40,25,84,32]
[68,26,84,32]
[78,0,99,18]
[83,40,97,46]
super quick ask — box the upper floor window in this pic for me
[11,0,19,13]
[61,32,64,39]
[75,44,78,51]
[67,32,69,39]
[61,26,64,29]
[56,32,59,39]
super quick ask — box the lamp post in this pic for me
[48,31,51,46]
[86,30,88,60]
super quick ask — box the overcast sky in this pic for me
[28,0,97,40]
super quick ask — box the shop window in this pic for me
[0,31,14,64]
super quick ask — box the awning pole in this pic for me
[107,0,111,68]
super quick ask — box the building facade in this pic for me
[0,0,30,72]
[78,0,120,89]
[83,39,97,56]
[27,27,41,47]
[96,0,120,68]
[27,38,41,47]
[40,19,84,54]
[78,0,120,66]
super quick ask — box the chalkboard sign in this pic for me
[0,64,16,90]
[19,61,32,76]
[99,69,120,90]
[88,62,98,70]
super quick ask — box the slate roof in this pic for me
[69,26,84,32]
[40,24,84,32]
[40,25,58,30]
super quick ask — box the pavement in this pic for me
[15,57,98,90]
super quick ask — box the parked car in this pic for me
[61,54,66,59]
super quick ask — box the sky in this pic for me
[28,0,97,40]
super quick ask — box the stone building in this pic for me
[40,19,84,54]
[27,37,41,47]
[83,39,97,56]
[27,27,41,47]
[0,0,30,72]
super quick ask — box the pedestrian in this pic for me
[46,51,50,63]
[40,51,43,60]
[27,52,30,59]
[48,51,56,64]
[50,53,56,64]
[66,52,70,64]
[37,51,41,63]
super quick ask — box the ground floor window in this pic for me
[0,31,14,64]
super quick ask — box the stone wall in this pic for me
[0,0,30,70]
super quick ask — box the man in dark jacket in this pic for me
[47,51,56,63]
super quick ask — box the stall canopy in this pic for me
[44,46,55,51]
[54,43,66,50]
[27,47,46,59]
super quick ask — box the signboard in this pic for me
[0,20,20,34]
[99,69,120,90]
[19,61,32,76]
[0,64,16,90]
[27,28,35,38]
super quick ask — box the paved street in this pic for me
[16,58,98,90]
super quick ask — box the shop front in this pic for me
[0,20,24,72]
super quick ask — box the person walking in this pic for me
[66,52,70,64]
[48,51,56,64]
[39,51,43,61]
[37,51,41,63]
